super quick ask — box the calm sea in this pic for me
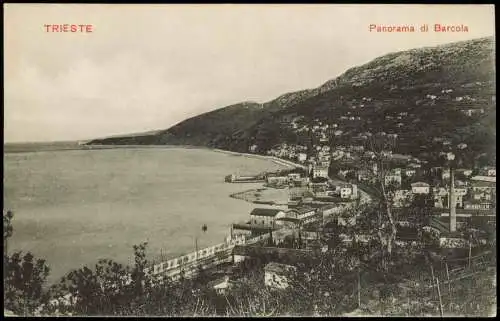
[3,146,287,285]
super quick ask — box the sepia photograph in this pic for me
[3,3,496,317]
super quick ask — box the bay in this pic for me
[3,147,287,285]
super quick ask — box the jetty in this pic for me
[224,173,265,183]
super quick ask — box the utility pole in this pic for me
[195,236,199,259]
[436,277,444,317]
[430,263,435,288]
[446,262,452,311]
[448,154,456,232]
[357,267,361,309]
[468,237,472,269]
[407,295,410,316]
[447,144,467,233]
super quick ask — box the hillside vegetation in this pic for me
[88,37,495,163]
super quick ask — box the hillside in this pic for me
[88,37,496,164]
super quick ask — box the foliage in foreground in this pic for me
[4,209,497,317]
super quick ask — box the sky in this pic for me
[4,4,495,143]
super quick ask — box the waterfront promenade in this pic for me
[212,149,307,170]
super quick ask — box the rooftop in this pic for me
[411,182,430,187]
[275,217,301,223]
[471,176,496,183]
[295,207,316,215]
[471,180,496,187]
[250,208,284,217]
[464,199,494,205]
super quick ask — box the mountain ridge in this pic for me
[88,36,495,165]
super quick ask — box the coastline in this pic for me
[6,143,301,274]
[229,187,290,207]
[3,143,213,154]
[211,148,306,170]
[5,142,306,172]
[6,146,287,284]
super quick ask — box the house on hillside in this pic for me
[407,162,422,169]
[463,200,494,210]
[456,168,473,177]
[340,183,358,199]
[313,165,329,179]
[393,189,412,208]
[264,262,297,289]
[404,168,417,177]
[471,180,496,201]
[297,153,307,162]
[385,169,402,187]
[411,182,430,194]
[432,187,466,209]
[481,166,496,177]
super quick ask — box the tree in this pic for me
[48,242,151,316]
[345,171,357,182]
[4,209,14,254]
[130,242,149,308]
[364,132,398,272]
[408,193,435,228]
[285,244,360,316]
[3,210,51,316]
[4,252,51,316]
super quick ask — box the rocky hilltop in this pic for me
[88,37,495,165]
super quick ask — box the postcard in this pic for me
[3,4,496,317]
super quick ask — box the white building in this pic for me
[482,166,496,177]
[432,187,466,208]
[385,171,402,187]
[411,182,430,194]
[464,200,493,210]
[297,153,307,162]
[267,176,289,186]
[313,166,329,179]
[250,208,286,227]
[340,183,358,199]
[405,168,417,177]
[456,168,473,177]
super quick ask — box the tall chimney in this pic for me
[449,167,457,232]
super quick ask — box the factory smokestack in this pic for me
[449,166,457,232]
